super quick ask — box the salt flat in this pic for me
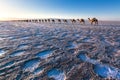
[0,21,120,80]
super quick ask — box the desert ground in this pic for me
[0,20,120,80]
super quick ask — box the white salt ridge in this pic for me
[51,73,65,80]
[0,49,6,56]
[35,45,43,48]
[0,37,6,40]
[10,50,26,56]
[8,36,16,40]
[17,44,29,50]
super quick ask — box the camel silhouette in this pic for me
[63,19,67,23]
[71,19,76,23]
[48,19,50,22]
[52,19,55,23]
[88,18,98,25]
[45,19,47,22]
[58,19,61,23]
[39,19,41,22]
[42,20,44,22]
[78,19,85,24]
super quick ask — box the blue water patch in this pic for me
[0,69,5,75]
[116,72,120,79]
[0,61,14,68]
[82,37,91,42]
[68,49,75,54]
[36,50,53,59]
[35,33,41,37]
[47,69,65,80]
[67,41,77,49]
[93,64,109,78]
[5,61,14,66]
[61,33,67,37]
[10,50,26,57]
[73,33,80,38]
[16,74,21,80]
[78,53,88,61]
[23,59,40,72]
[93,64,120,79]
[34,67,43,75]
[34,44,43,48]
[78,53,98,64]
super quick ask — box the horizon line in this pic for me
[0,17,120,22]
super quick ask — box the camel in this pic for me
[48,19,50,22]
[58,19,61,23]
[63,19,67,23]
[52,19,55,23]
[31,19,34,22]
[78,19,85,24]
[39,19,41,22]
[42,19,44,22]
[88,18,98,25]
[35,19,38,23]
[45,19,47,22]
[71,19,76,23]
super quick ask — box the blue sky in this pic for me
[0,0,120,20]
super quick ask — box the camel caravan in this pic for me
[16,18,98,25]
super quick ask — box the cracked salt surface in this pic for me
[0,21,120,80]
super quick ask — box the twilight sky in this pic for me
[0,0,120,20]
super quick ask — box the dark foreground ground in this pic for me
[0,22,120,80]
